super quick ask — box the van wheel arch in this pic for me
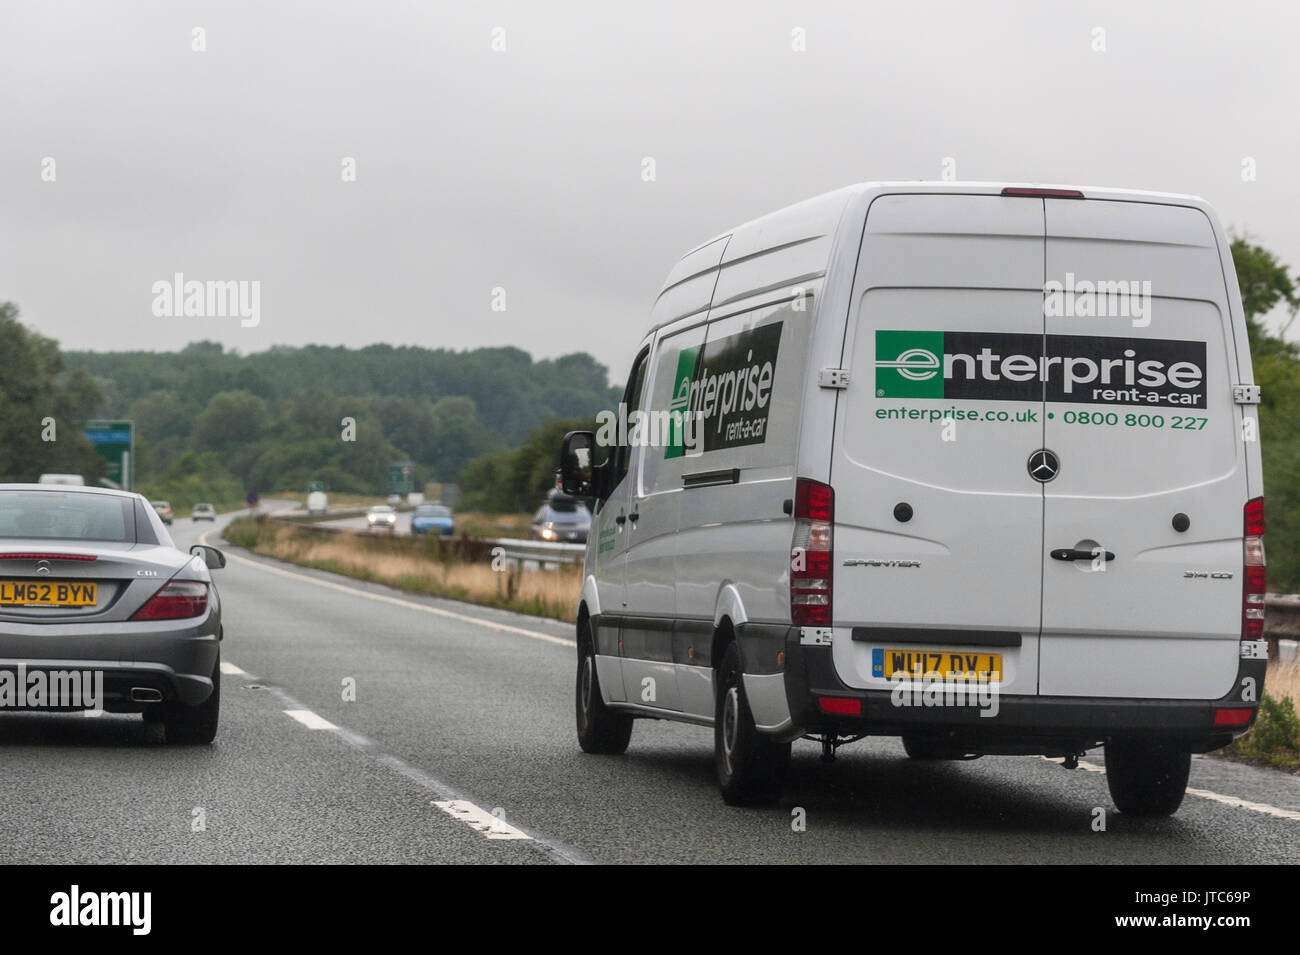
[711,618,737,678]
[576,603,591,655]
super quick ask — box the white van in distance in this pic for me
[560,182,1266,815]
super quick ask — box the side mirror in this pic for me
[560,431,597,497]
[190,544,227,570]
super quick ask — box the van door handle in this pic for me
[628,511,639,522]
[615,514,626,525]
[1051,548,1115,562]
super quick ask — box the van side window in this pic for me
[640,319,708,496]
[614,346,651,490]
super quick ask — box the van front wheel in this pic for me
[1104,738,1191,817]
[715,642,790,806]
[575,623,633,755]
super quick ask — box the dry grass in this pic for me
[451,511,534,539]
[1267,657,1300,709]
[238,520,581,620]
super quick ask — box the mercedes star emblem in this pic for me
[1028,449,1060,483]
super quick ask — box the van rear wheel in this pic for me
[715,642,790,806]
[575,622,633,754]
[1104,738,1191,817]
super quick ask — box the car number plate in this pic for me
[0,580,98,607]
[872,648,1002,681]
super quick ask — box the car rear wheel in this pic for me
[576,621,633,754]
[715,642,790,806]
[164,654,220,745]
[1105,738,1190,816]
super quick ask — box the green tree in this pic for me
[457,416,593,512]
[193,390,271,453]
[1231,240,1300,591]
[1232,237,1299,345]
[0,303,104,482]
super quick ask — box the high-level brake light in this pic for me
[1000,187,1086,199]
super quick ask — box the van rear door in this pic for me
[1037,199,1247,699]
[831,194,1046,697]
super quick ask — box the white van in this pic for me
[560,182,1267,815]
[37,473,85,486]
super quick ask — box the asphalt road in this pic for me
[320,511,416,536]
[1,505,1297,864]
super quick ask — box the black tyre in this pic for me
[1105,738,1191,817]
[715,642,790,806]
[164,654,220,745]
[576,620,633,754]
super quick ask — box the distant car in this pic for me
[531,493,590,543]
[38,474,84,486]
[192,503,216,522]
[151,501,174,525]
[386,494,402,507]
[367,505,397,532]
[411,504,455,536]
[0,484,225,743]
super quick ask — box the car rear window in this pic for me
[417,506,450,517]
[549,497,581,512]
[0,491,137,543]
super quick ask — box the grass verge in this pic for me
[222,515,580,622]
[1222,659,1300,771]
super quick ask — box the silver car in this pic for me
[0,485,225,743]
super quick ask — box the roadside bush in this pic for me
[1225,693,1300,770]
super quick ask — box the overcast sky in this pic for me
[2,0,1297,385]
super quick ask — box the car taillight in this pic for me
[1243,497,1266,641]
[132,581,208,621]
[791,478,833,626]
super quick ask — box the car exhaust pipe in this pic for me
[130,687,164,703]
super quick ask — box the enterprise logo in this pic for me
[874,330,1207,407]
[874,348,941,382]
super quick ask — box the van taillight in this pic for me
[791,479,833,627]
[1243,497,1266,641]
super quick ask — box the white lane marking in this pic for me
[200,531,574,648]
[284,709,338,730]
[220,662,250,677]
[433,800,532,841]
[258,682,588,861]
[1185,788,1300,821]
[1042,756,1300,821]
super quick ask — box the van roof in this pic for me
[653,182,1215,332]
[679,181,1211,259]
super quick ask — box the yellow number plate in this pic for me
[0,580,98,607]
[872,648,1002,681]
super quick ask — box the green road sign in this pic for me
[387,462,414,496]
[84,420,134,490]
